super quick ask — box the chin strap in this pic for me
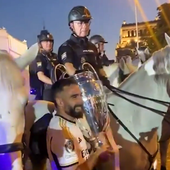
[72,29,90,38]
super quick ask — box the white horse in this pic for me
[104,48,150,88]
[0,43,38,170]
[107,34,170,170]
[103,59,136,88]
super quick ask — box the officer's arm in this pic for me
[94,50,107,78]
[97,59,107,77]
[58,46,76,76]
[35,57,52,85]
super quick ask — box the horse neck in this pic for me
[120,58,165,96]
[103,63,119,77]
[22,67,30,95]
[107,58,169,141]
[117,58,169,117]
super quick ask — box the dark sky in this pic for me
[0,0,168,58]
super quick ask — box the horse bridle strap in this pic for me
[108,106,158,170]
[109,85,170,106]
[0,143,24,153]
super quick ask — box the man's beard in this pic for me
[66,104,84,119]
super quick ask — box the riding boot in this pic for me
[108,60,115,65]
[161,165,167,170]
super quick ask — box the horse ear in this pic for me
[135,47,138,51]
[144,47,149,54]
[126,56,132,64]
[14,43,39,71]
[119,58,130,75]
[165,33,170,45]
[119,58,125,71]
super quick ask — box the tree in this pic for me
[124,39,146,51]
[140,34,157,54]
[124,40,136,49]
[156,3,170,47]
[143,3,170,53]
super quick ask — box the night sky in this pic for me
[0,0,168,59]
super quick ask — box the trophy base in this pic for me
[89,137,103,152]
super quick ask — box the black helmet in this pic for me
[37,30,54,43]
[89,35,108,45]
[68,6,92,25]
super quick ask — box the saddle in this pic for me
[29,113,52,158]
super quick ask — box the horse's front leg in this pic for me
[159,106,170,170]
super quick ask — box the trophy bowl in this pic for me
[74,71,108,148]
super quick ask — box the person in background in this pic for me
[29,29,58,101]
[89,34,115,66]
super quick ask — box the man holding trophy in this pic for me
[46,73,120,169]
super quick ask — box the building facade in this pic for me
[0,27,28,58]
[117,18,158,49]
[115,18,158,60]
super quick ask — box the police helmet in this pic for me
[68,6,92,25]
[37,30,54,43]
[89,35,108,45]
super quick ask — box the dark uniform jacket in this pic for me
[58,34,103,76]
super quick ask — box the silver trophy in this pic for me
[74,63,109,149]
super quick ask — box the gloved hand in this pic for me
[100,76,110,87]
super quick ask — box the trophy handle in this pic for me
[54,64,69,81]
[82,62,100,80]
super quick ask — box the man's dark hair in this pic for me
[51,78,78,106]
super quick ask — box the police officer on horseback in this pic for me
[57,6,110,85]
[89,34,115,66]
[29,29,58,101]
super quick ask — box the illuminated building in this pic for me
[115,17,158,59]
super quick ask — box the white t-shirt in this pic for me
[47,115,90,169]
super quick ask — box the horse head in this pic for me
[106,32,170,170]
[147,33,170,96]
[14,43,39,71]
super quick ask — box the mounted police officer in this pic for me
[89,34,115,66]
[57,6,109,85]
[29,29,58,101]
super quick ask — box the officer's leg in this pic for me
[43,89,53,102]
[35,89,43,100]
[30,153,47,170]
[108,59,115,65]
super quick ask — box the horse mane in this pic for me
[151,45,170,89]
[0,51,24,97]
[118,45,170,94]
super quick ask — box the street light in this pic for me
[134,0,139,49]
